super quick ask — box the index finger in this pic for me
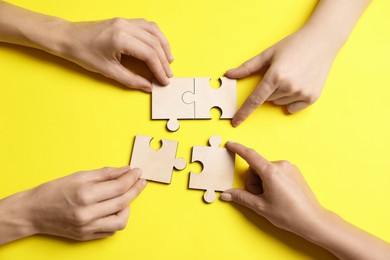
[232,75,276,127]
[226,142,272,180]
[88,168,142,203]
[133,19,174,63]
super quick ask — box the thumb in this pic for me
[221,188,265,214]
[225,49,272,79]
[287,101,310,113]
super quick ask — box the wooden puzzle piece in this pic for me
[152,77,237,132]
[130,134,186,184]
[182,77,237,119]
[189,135,235,203]
[152,78,195,131]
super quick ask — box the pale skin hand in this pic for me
[0,166,147,245]
[221,142,390,259]
[0,1,173,91]
[227,0,372,126]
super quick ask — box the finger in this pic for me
[78,232,116,241]
[133,19,174,62]
[266,86,294,101]
[88,178,147,220]
[232,73,276,127]
[221,188,265,214]
[109,62,152,91]
[225,50,272,79]
[122,36,169,86]
[90,207,130,233]
[287,101,310,113]
[81,166,131,182]
[226,141,272,180]
[88,168,142,203]
[130,26,173,78]
[245,168,263,195]
[271,95,300,106]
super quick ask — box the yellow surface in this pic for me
[1,0,389,259]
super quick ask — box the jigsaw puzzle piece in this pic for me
[183,77,237,119]
[152,78,195,131]
[189,135,235,203]
[130,134,186,184]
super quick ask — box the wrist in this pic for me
[0,189,38,245]
[31,17,73,58]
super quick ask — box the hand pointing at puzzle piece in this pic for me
[227,0,372,127]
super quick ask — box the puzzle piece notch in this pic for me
[182,77,237,119]
[130,134,186,184]
[189,135,235,203]
[152,78,196,131]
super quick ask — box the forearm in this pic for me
[0,189,37,245]
[0,1,70,55]
[301,0,372,51]
[301,209,390,259]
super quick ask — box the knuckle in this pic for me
[148,21,159,31]
[70,208,91,226]
[111,31,126,48]
[269,71,282,86]
[100,167,116,177]
[247,95,265,108]
[277,160,292,168]
[115,200,129,211]
[145,51,159,64]
[149,36,160,48]
[116,181,129,195]
[137,18,147,23]
[265,164,279,176]
[116,218,128,231]
[110,17,128,28]
[232,192,246,204]
[74,187,90,206]
[241,61,252,75]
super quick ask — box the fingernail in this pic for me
[233,120,242,127]
[141,178,147,187]
[226,69,235,74]
[227,140,235,144]
[166,77,171,84]
[169,55,174,62]
[142,87,152,93]
[220,193,232,201]
[168,69,173,78]
[133,168,142,176]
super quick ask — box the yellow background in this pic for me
[1,0,389,259]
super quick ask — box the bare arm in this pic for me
[227,0,372,126]
[0,1,173,91]
[221,142,390,259]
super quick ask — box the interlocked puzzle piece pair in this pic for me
[152,77,237,131]
[130,134,235,203]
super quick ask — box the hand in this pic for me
[221,142,324,236]
[226,27,339,127]
[27,166,146,241]
[62,18,173,92]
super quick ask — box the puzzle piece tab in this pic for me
[130,134,186,184]
[152,77,236,132]
[189,135,235,203]
[152,78,195,131]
